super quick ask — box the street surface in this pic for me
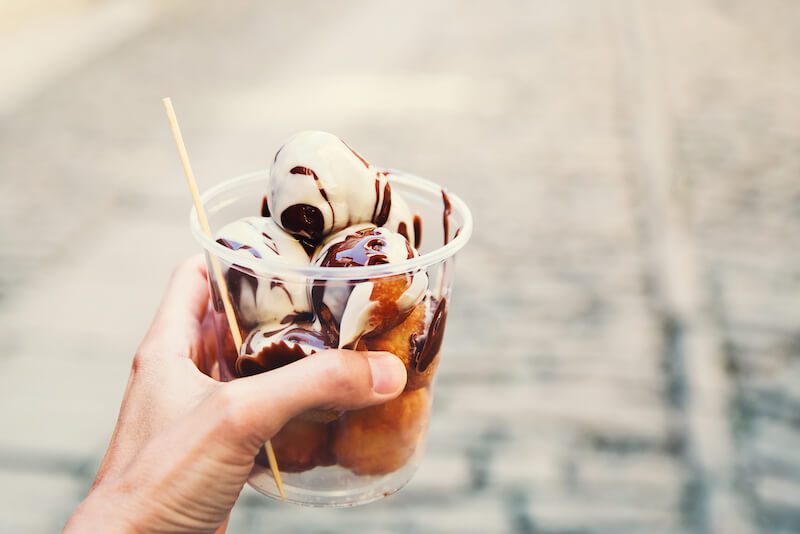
[0,1,798,532]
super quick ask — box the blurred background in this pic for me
[1,0,799,532]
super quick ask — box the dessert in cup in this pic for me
[192,131,471,506]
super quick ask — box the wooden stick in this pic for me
[162,97,286,502]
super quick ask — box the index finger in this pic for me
[137,255,211,360]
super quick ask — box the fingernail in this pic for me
[368,355,405,394]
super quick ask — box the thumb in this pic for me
[221,350,407,447]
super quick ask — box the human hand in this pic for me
[63,256,407,533]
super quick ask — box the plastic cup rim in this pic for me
[190,169,473,280]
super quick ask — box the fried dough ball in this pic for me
[310,224,427,349]
[363,301,432,390]
[236,324,330,377]
[364,297,448,391]
[259,418,335,473]
[297,407,339,424]
[333,388,431,476]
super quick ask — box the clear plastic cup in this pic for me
[191,169,472,507]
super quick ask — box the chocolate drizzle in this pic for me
[225,266,259,324]
[216,238,263,259]
[412,298,448,372]
[371,178,380,222]
[413,215,422,249]
[319,228,397,268]
[397,222,409,242]
[261,195,271,217]
[209,271,224,312]
[286,166,335,239]
[298,238,316,257]
[282,327,330,349]
[441,189,452,245]
[237,327,331,377]
[310,282,340,342]
[373,182,392,227]
[279,311,314,324]
[281,204,324,241]
[290,166,328,201]
[341,139,370,168]
[270,279,293,304]
[243,326,286,354]
[260,233,280,255]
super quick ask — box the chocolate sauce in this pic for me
[281,203,324,241]
[441,189,452,245]
[290,166,329,201]
[237,341,305,377]
[397,222,409,242]
[279,311,314,324]
[319,228,399,268]
[260,233,280,255]
[373,183,392,226]
[310,283,340,342]
[413,215,422,249]
[209,272,224,312]
[273,144,284,163]
[261,195,270,217]
[216,238,263,258]
[243,326,286,354]
[412,298,448,373]
[371,178,380,222]
[225,267,258,324]
[287,166,335,235]
[283,327,331,348]
[298,237,316,257]
[237,327,331,377]
[341,139,370,168]
[270,279,294,305]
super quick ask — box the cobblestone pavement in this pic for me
[1,1,799,532]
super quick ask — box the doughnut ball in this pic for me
[257,418,335,473]
[215,216,311,327]
[268,132,417,244]
[236,324,331,377]
[363,297,447,391]
[268,131,373,242]
[333,388,431,476]
[310,224,427,348]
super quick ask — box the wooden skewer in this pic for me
[162,97,286,502]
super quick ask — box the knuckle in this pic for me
[319,350,364,401]
[210,385,248,435]
[131,349,157,376]
[172,256,199,281]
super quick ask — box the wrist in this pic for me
[63,484,140,534]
